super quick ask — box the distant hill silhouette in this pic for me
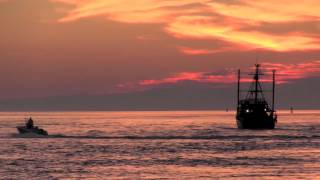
[0,78,319,111]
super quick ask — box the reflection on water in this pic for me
[0,111,319,179]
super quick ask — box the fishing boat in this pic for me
[236,64,277,129]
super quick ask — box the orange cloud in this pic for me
[208,0,320,23]
[178,45,247,55]
[178,47,221,55]
[166,16,320,52]
[52,0,320,52]
[53,0,209,23]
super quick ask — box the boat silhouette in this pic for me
[16,117,48,136]
[236,64,277,129]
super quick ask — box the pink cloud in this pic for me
[114,60,320,93]
[262,61,320,83]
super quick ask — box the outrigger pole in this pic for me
[237,69,241,108]
[272,70,276,112]
[254,64,260,104]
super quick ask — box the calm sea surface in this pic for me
[0,111,319,179]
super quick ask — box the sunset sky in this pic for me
[1,0,320,109]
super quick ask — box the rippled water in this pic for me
[0,111,319,179]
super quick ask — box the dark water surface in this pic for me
[0,111,319,179]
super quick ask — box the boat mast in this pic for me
[254,64,260,104]
[237,69,241,108]
[272,70,276,112]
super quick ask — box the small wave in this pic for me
[86,130,107,137]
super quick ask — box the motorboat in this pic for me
[17,118,48,135]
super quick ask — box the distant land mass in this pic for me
[0,78,319,111]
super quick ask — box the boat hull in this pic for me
[16,126,48,136]
[236,114,276,129]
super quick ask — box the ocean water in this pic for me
[0,111,319,179]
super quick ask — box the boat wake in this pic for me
[7,133,320,140]
[10,133,51,138]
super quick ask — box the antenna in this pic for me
[255,50,260,65]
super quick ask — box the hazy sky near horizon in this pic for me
[1,0,320,99]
